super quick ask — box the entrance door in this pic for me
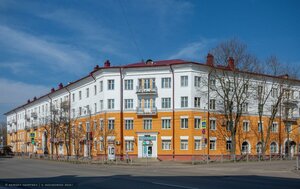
[142,145,153,157]
[108,146,115,160]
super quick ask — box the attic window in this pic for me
[145,59,154,65]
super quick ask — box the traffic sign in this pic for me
[202,119,207,129]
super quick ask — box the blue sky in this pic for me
[0,0,300,121]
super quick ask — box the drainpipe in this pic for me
[13,110,18,153]
[119,68,124,159]
[279,84,282,157]
[89,72,96,158]
[22,107,27,153]
[65,87,71,158]
[170,65,175,159]
[47,94,53,158]
[207,69,211,156]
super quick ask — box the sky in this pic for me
[0,0,300,121]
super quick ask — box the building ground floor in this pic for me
[7,111,300,161]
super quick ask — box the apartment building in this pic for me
[5,56,300,160]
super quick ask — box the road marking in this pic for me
[152,182,199,189]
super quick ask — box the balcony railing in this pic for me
[136,107,157,115]
[25,126,31,131]
[31,123,38,130]
[136,86,157,94]
[25,115,30,121]
[31,112,37,119]
[61,101,69,111]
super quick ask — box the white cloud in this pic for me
[0,78,49,104]
[168,39,216,60]
[0,78,49,120]
[0,25,94,75]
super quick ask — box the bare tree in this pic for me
[206,39,259,157]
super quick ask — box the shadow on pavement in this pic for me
[0,174,300,189]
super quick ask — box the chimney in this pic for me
[145,59,154,65]
[206,53,214,66]
[58,83,63,89]
[27,99,31,103]
[51,88,55,93]
[228,57,235,70]
[33,96,37,101]
[94,65,100,71]
[104,60,111,67]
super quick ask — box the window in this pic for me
[79,107,82,116]
[72,93,75,102]
[241,141,249,154]
[100,119,104,131]
[99,100,103,111]
[194,139,201,150]
[125,99,133,109]
[256,142,262,154]
[108,80,114,90]
[181,76,188,87]
[162,119,171,129]
[181,118,188,129]
[162,140,171,150]
[86,88,89,98]
[94,85,97,95]
[243,84,248,93]
[226,140,232,151]
[243,121,250,132]
[162,98,171,108]
[209,78,216,87]
[194,76,201,87]
[143,119,152,130]
[242,103,248,113]
[99,141,104,151]
[144,79,151,89]
[108,119,115,130]
[93,120,97,131]
[286,124,292,133]
[194,97,201,108]
[271,122,278,133]
[86,122,90,132]
[79,91,82,100]
[271,88,278,98]
[125,79,133,90]
[108,99,114,109]
[181,96,188,108]
[270,142,278,153]
[99,81,103,92]
[258,85,263,95]
[162,78,171,88]
[194,118,201,129]
[180,140,188,150]
[209,99,216,110]
[210,119,216,130]
[125,140,134,152]
[94,103,97,113]
[210,140,216,150]
[125,119,134,130]
[258,122,263,132]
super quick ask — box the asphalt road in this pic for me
[0,157,299,189]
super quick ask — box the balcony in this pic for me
[31,112,38,119]
[25,115,30,121]
[61,101,69,111]
[25,126,31,131]
[136,107,157,116]
[136,86,157,95]
[31,123,38,130]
